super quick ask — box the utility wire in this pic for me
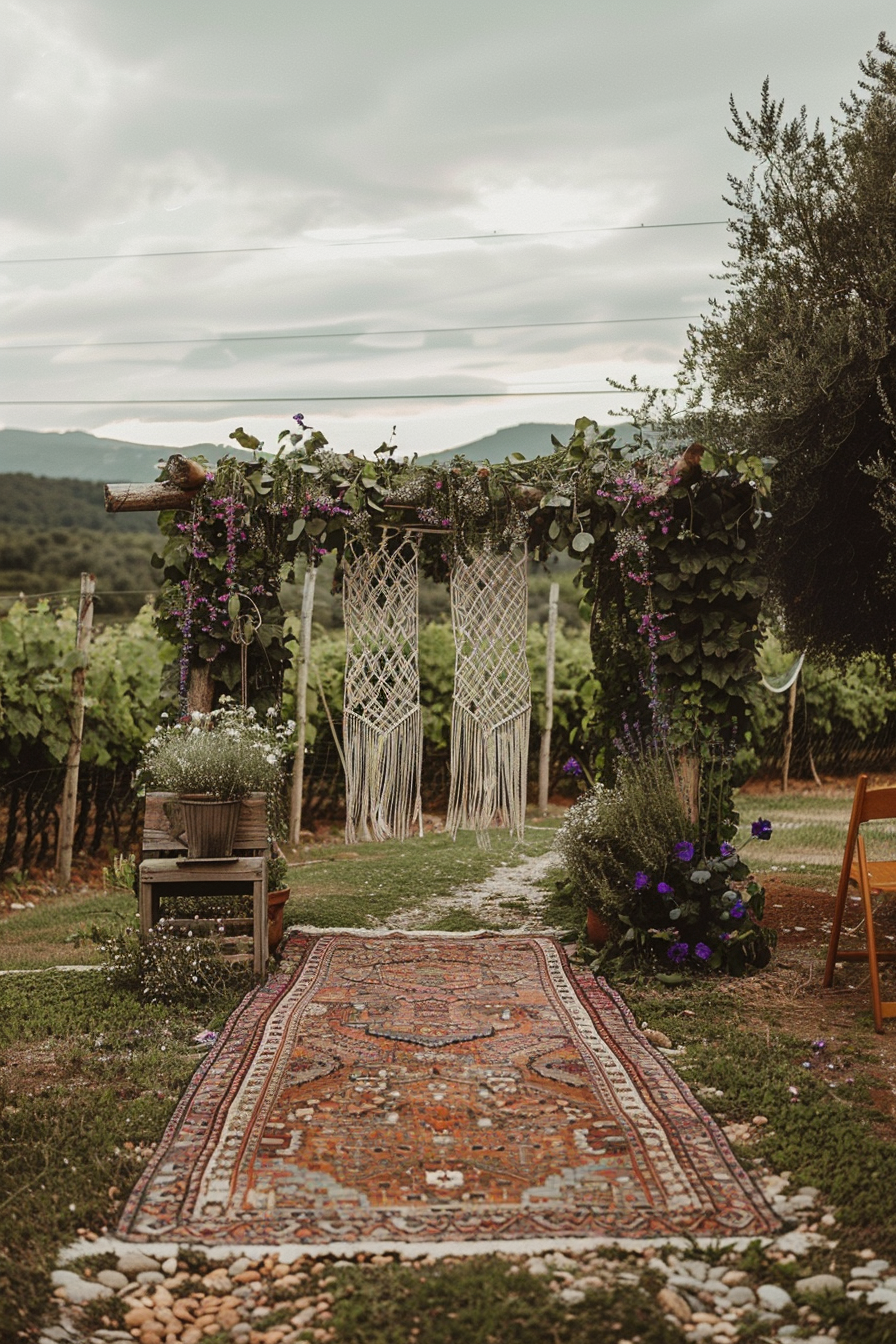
[0,313,701,353]
[0,389,634,406]
[0,219,728,266]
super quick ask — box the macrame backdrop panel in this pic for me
[342,539,422,842]
[447,546,530,844]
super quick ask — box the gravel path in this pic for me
[377,847,563,933]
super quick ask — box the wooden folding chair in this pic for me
[823,774,896,1031]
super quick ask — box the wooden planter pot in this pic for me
[178,796,242,858]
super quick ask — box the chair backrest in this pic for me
[143,792,269,856]
[857,778,896,823]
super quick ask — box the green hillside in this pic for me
[0,526,160,616]
[0,475,157,532]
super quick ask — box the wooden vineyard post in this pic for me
[782,673,798,793]
[538,582,560,816]
[289,565,317,846]
[56,573,96,885]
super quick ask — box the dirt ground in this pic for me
[731,871,896,1122]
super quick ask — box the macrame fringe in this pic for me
[342,538,422,843]
[447,705,529,847]
[447,544,531,847]
[344,709,423,843]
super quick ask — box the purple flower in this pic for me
[292,412,305,424]
[657,881,674,896]
[730,900,746,919]
[634,871,651,891]
[694,942,712,961]
[667,942,689,964]
[674,841,695,862]
[812,1038,826,1052]
[751,817,772,840]
[719,932,731,943]
[562,757,584,778]
[720,842,735,857]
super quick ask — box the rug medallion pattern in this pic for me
[120,934,778,1242]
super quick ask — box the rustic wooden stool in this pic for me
[139,793,269,978]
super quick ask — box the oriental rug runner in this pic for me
[120,933,778,1243]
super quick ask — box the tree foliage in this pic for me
[683,33,896,661]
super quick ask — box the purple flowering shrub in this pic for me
[637,826,775,976]
[556,752,776,977]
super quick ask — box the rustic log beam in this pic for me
[105,456,212,512]
[105,481,201,512]
[105,474,544,515]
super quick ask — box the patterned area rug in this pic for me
[120,933,778,1243]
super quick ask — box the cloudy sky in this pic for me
[0,0,888,457]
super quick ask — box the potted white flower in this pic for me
[141,704,290,858]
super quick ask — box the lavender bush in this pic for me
[557,751,776,977]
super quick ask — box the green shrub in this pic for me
[557,752,691,927]
[99,923,253,1005]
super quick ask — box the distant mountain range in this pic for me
[0,427,237,481]
[0,420,637,481]
[414,423,573,466]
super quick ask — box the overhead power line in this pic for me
[0,389,633,406]
[0,219,728,266]
[0,313,701,353]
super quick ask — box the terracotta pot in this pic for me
[179,795,242,859]
[586,907,611,949]
[267,888,290,952]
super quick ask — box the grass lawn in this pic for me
[734,788,855,878]
[0,824,564,972]
[0,970,242,1342]
[280,823,562,929]
[0,888,133,970]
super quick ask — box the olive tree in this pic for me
[683,34,896,662]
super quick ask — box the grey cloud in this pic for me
[0,0,888,447]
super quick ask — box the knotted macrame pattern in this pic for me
[342,539,422,842]
[447,546,530,844]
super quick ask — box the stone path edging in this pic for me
[57,1232,775,1266]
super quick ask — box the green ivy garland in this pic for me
[153,416,772,758]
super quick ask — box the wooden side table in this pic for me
[139,793,271,979]
[138,856,268,977]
